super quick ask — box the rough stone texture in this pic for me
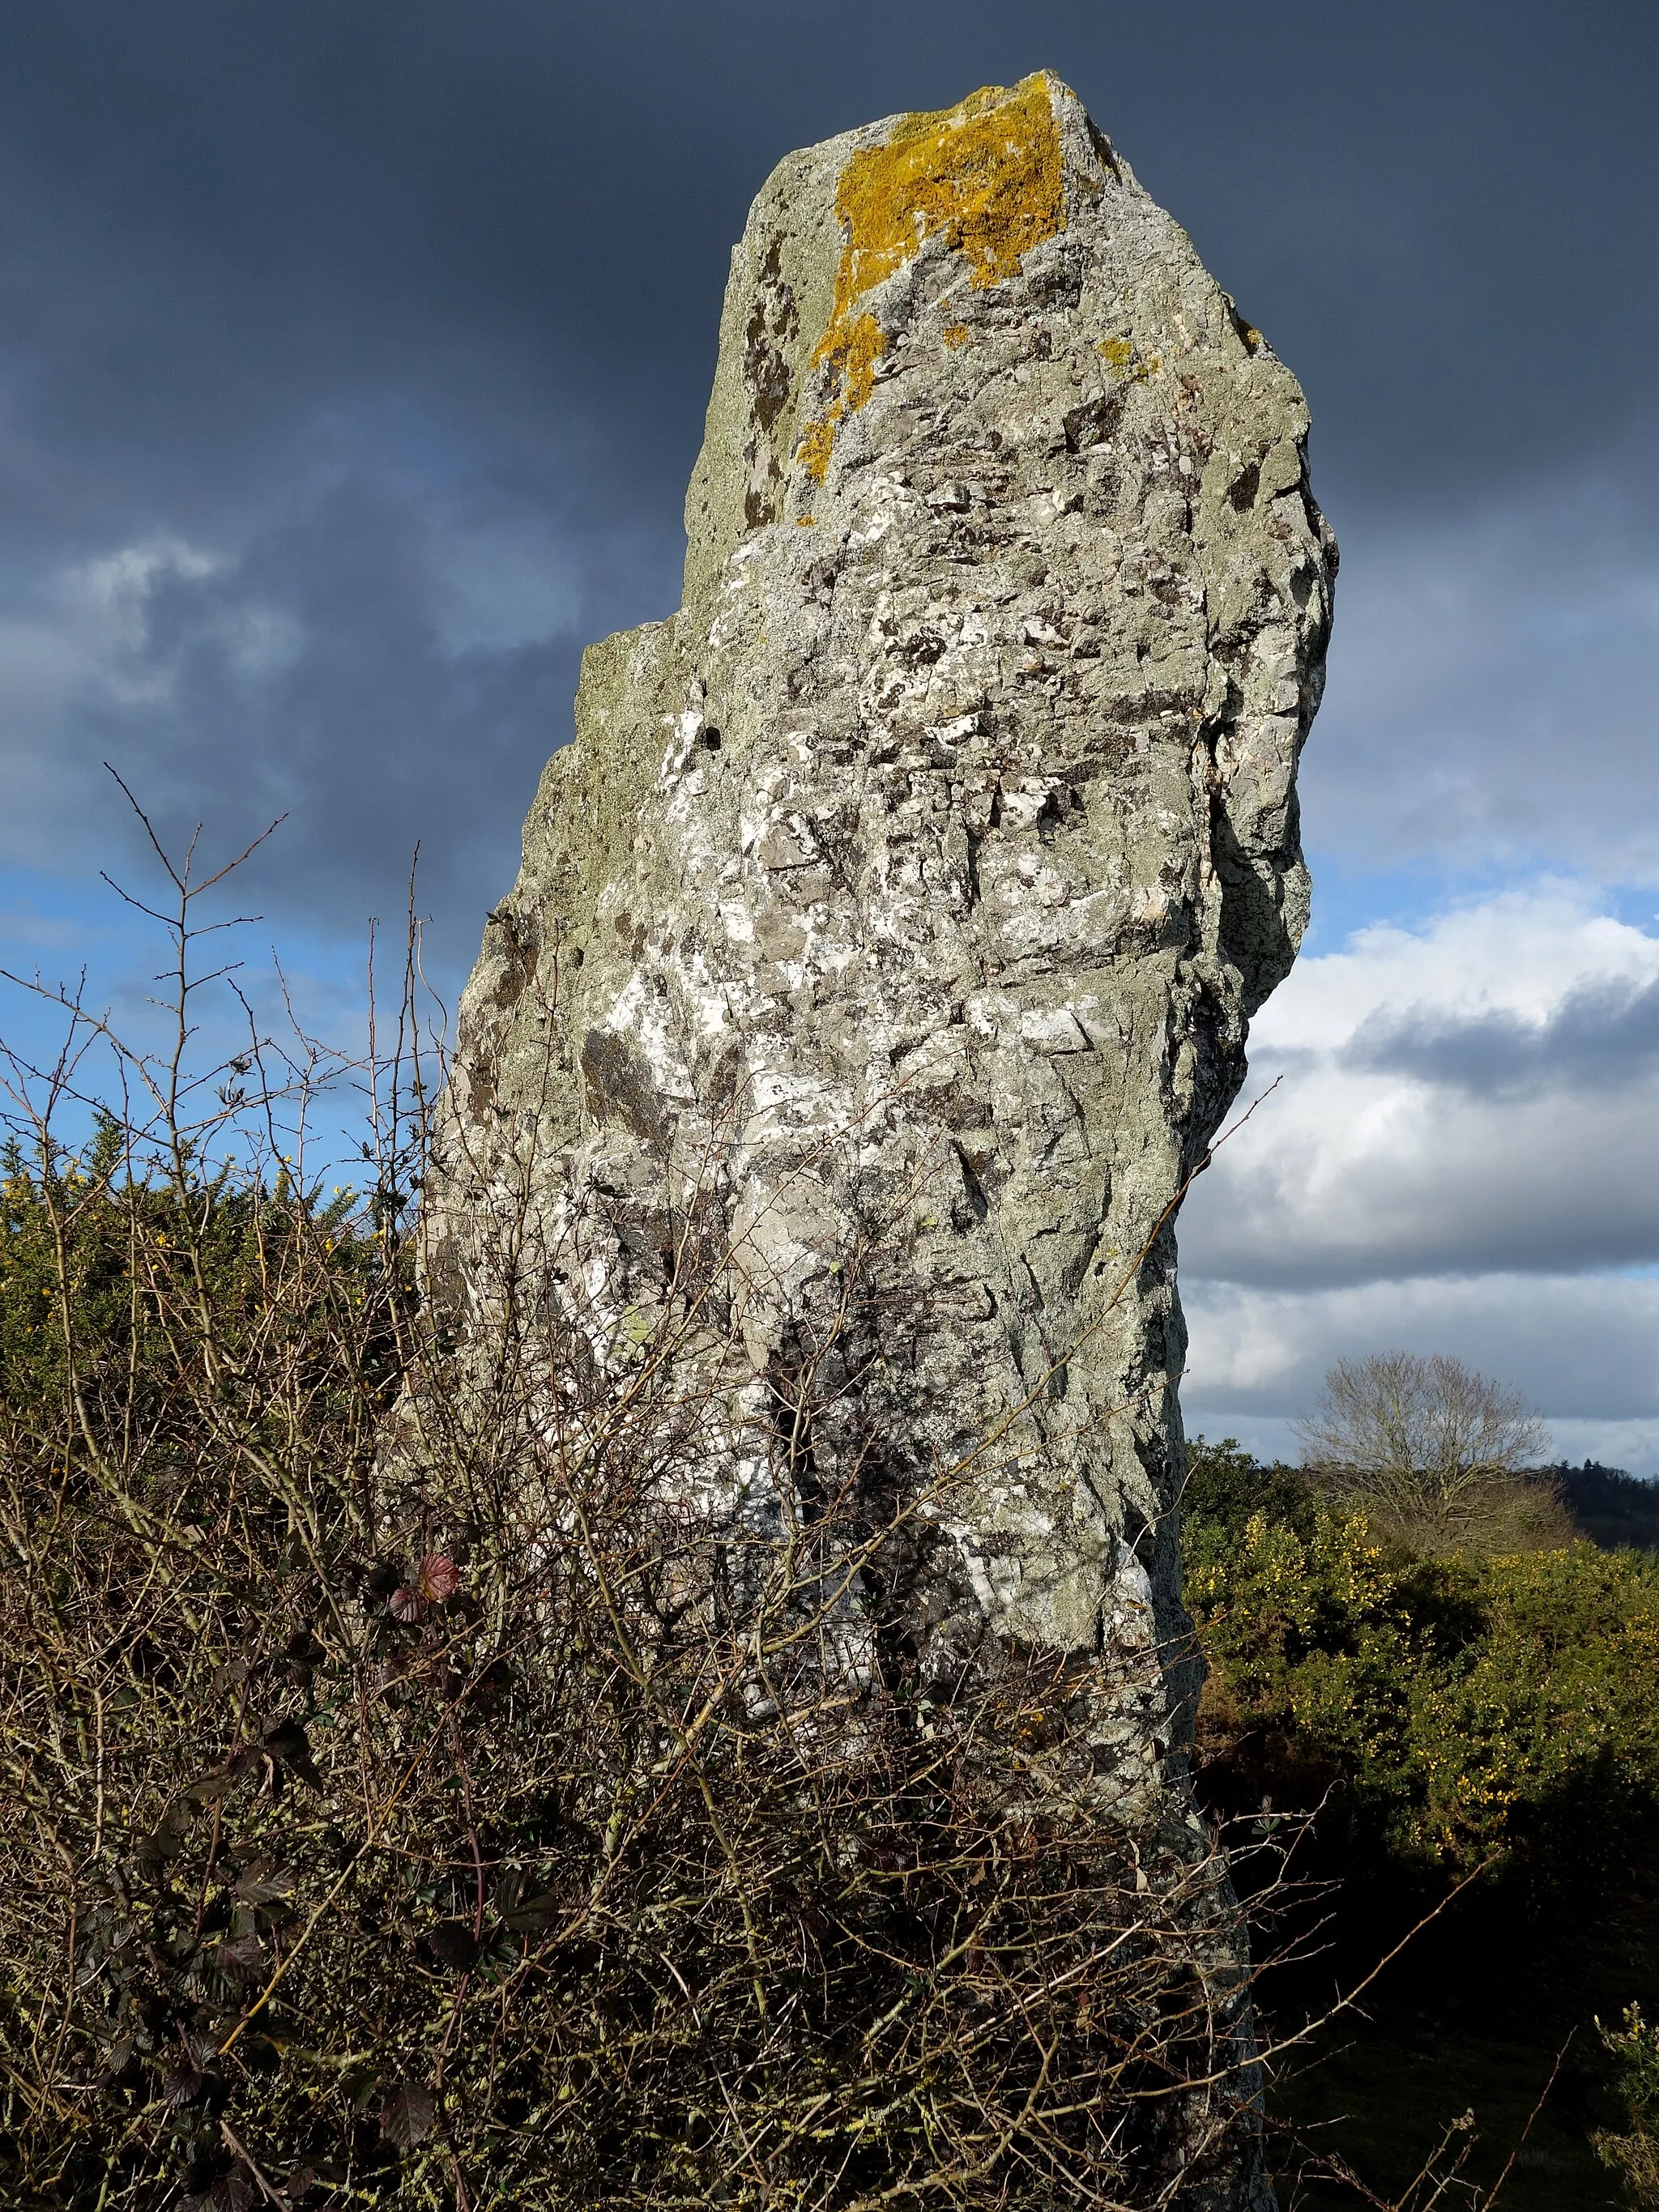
[433,74,1334,1783]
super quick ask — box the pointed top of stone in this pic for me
[684,70,1286,606]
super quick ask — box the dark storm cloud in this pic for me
[78,480,583,932]
[1348,973,1659,1097]
[0,0,1656,958]
[6,2,1656,509]
[1294,453,1659,889]
[0,437,667,965]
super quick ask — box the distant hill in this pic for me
[1548,1460,1659,1551]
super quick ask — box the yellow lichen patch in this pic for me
[796,315,886,484]
[834,73,1064,304]
[793,74,1064,489]
[942,322,970,348]
[1096,335,1162,383]
[838,311,887,414]
[795,416,837,487]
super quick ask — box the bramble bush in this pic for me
[1183,1437,1659,1886]
[0,818,1282,2212]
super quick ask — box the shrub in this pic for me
[1596,2005,1659,2207]
[2,1155,1263,2208]
[1183,1439,1659,1886]
[1179,1434,1314,1547]
[0,833,1279,2211]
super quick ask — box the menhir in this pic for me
[428,71,1333,1866]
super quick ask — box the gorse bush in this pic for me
[1183,1438,1659,1886]
[1597,2005,1659,2207]
[0,822,1280,2212]
[2,1119,378,1433]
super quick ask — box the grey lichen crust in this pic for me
[433,73,1333,1778]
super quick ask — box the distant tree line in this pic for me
[1546,1460,1659,1553]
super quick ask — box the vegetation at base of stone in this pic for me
[1183,1438,1659,2207]
[2,1117,386,1434]
[1183,1436,1659,1889]
[1263,1868,1659,2212]
[0,1122,1277,2212]
[0,827,1286,2212]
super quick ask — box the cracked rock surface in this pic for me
[431,72,1334,1788]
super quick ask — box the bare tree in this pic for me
[1294,1351,1573,1558]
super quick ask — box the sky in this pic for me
[1,1,1657,1466]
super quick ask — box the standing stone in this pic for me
[432,73,1333,1792]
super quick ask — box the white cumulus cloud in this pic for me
[1179,883,1659,1470]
